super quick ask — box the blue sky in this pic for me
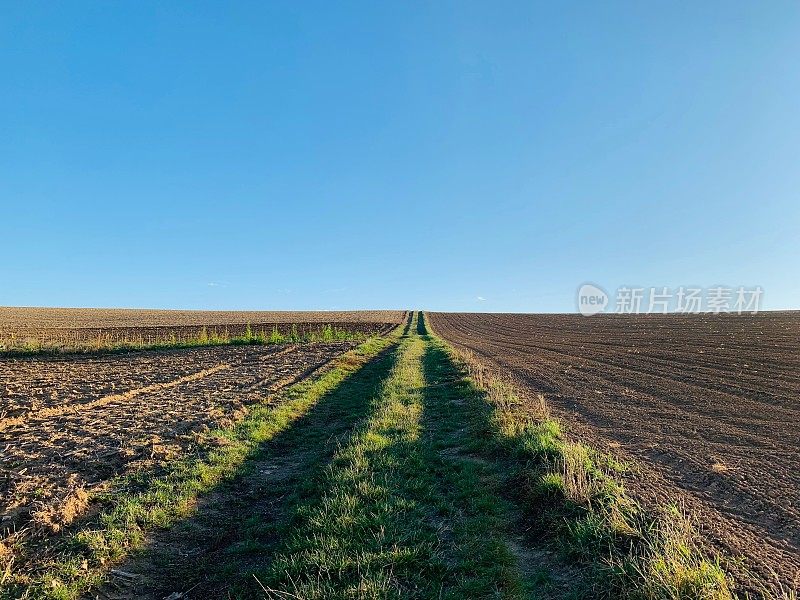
[2,1,799,312]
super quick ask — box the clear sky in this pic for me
[2,1,799,312]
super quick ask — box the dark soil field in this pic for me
[428,311,800,594]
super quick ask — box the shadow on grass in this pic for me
[234,312,564,600]
[418,323,575,599]
[249,321,457,598]
[254,314,531,599]
[418,331,530,598]
[86,342,402,600]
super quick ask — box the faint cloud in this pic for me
[477,296,486,302]
[206,281,229,288]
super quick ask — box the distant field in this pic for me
[428,311,800,594]
[0,307,407,329]
[0,308,406,352]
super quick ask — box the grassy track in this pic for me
[255,312,535,599]
[21,310,543,599]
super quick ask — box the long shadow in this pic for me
[417,328,524,596]
[402,309,414,336]
[416,310,427,336]
[253,318,457,598]
[254,315,538,598]
[417,312,495,461]
[417,324,576,599]
[87,342,402,599]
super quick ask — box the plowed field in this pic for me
[1,342,355,539]
[428,311,800,594]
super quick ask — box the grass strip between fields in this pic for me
[254,311,530,599]
[423,313,736,600]
[3,325,405,599]
[0,324,372,358]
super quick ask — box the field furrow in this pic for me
[0,342,355,540]
[428,311,800,595]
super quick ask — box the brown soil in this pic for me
[428,311,800,596]
[0,342,354,541]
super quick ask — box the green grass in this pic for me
[0,323,370,357]
[423,314,734,600]
[1,328,402,600]
[255,312,530,599]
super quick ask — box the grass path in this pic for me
[7,310,736,599]
[256,312,543,599]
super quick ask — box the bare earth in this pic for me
[0,341,357,544]
[0,308,405,587]
[428,311,800,595]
